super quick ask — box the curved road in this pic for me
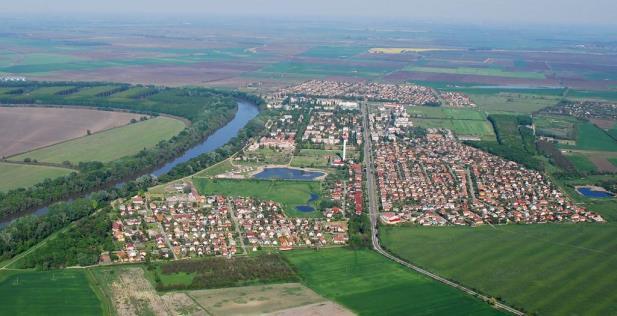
[360,104,524,316]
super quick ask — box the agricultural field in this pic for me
[12,116,185,164]
[0,162,74,192]
[380,224,617,316]
[403,66,546,79]
[469,93,562,113]
[560,121,617,152]
[284,248,503,316]
[369,47,461,54]
[564,152,598,173]
[0,269,103,315]
[187,283,348,315]
[193,178,323,217]
[0,106,143,158]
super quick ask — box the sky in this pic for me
[2,0,617,27]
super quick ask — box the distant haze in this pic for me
[2,0,617,27]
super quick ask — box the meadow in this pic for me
[565,153,597,173]
[193,178,323,217]
[12,116,185,164]
[0,162,74,192]
[0,269,102,315]
[380,224,617,316]
[534,114,577,139]
[284,248,503,316]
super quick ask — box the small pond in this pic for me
[296,193,319,213]
[253,167,325,181]
[576,186,615,198]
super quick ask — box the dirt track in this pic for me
[0,106,141,158]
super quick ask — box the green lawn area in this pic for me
[284,248,503,316]
[193,178,323,217]
[565,153,597,173]
[403,66,546,79]
[12,116,185,163]
[193,158,236,177]
[381,224,617,316]
[0,162,74,192]
[0,269,103,315]
[470,93,561,113]
[561,121,617,151]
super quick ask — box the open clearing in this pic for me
[193,178,323,217]
[380,224,617,316]
[284,248,503,316]
[0,269,102,315]
[12,116,185,163]
[0,106,143,157]
[187,283,347,315]
[0,162,74,191]
[560,121,617,152]
[407,107,495,140]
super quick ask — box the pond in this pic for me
[296,193,319,213]
[253,167,325,181]
[576,186,615,198]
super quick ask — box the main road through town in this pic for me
[360,103,525,316]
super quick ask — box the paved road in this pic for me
[360,104,524,316]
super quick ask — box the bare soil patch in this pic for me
[188,283,330,315]
[0,107,141,158]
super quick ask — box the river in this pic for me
[0,99,259,228]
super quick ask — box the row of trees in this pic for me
[156,254,298,290]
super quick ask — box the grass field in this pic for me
[284,248,503,316]
[193,178,323,217]
[534,114,577,139]
[381,224,617,316]
[0,269,102,315]
[257,61,396,79]
[407,107,495,140]
[369,47,461,54]
[12,116,185,163]
[404,66,546,79]
[470,93,561,113]
[0,162,74,191]
[290,149,358,168]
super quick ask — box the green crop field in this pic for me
[381,224,617,316]
[413,118,496,140]
[301,46,368,59]
[257,61,397,79]
[193,178,323,217]
[561,121,617,151]
[403,66,546,79]
[284,248,503,316]
[0,270,102,315]
[12,116,185,164]
[0,162,74,192]
[470,93,561,113]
